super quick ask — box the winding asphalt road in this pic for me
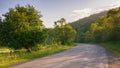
[8,44,110,68]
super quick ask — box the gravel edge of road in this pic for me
[100,45,120,68]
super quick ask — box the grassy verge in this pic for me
[100,41,120,57]
[0,44,74,68]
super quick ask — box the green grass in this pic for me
[0,44,74,68]
[0,47,9,51]
[100,41,120,57]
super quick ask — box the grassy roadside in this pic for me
[100,41,120,57]
[0,45,74,68]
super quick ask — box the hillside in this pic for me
[70,11,107,42]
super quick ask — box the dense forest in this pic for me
[70,8,120,43]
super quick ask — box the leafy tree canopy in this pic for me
[0,4,46,52]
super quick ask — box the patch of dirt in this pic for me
[109,58,120,68]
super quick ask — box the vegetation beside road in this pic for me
[0,44,73,68]
[101,42,120,57]
[0,4,76,68]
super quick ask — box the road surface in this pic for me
[8,44,110,68]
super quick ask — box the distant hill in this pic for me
[69,11,107,42]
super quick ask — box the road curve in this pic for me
[8,44,109,68]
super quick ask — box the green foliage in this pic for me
[63,25,76,45]
[90,8,120,42]
[0,17,2,46]
[52,18,76,45]
[90,16,113,42]
[54,18,66,27]
[70,7,120,43]
[0,45,73,68]
[0,5,46,51]
[101,41,120,57]
[70,11,107,42]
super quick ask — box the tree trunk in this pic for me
[25,46,31,53]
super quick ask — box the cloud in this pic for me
[110,1,120,8]
[69,1,120,22]
[67,0,120,23]
[73,8,92,15]
[72,8,93,18]
[100,1,120,11]
[70,8,101,21]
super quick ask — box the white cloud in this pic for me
[70,8,101,21]
[69,1,120,22]
[100,1,120,11]
[73,8,92,15]
[110,1,120,8]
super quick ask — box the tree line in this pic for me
[70,11,106,42]
[0,5,76,52]
[70,8,120,43]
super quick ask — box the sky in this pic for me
[0,0,120,28]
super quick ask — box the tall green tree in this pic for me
[0,5,46,52]
[107,8,120,41]
[53,18,76,45]
[88,8,120,42]
[56,18,66,26]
